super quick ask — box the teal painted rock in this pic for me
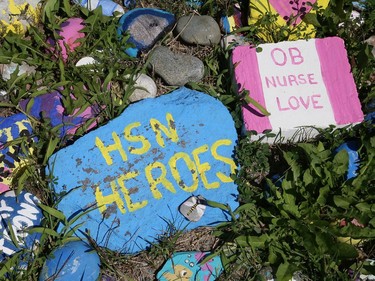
[157,251,223,281]
[39,241,100,281]
[47,87,238,252]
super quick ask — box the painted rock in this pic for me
[73,0,124,16]
[185,0,202,8]
[48,18,85,62]
[220,4,243,34]
[127,73,158,102]
[176,15,221,46]
[335,141,360,180]
[47,87,238,252]
[123,0,136,8]
[249,0,330,41]
[0,113,33,191]
[19,91,100,138]
[232,37,364,141]
[75,56,97,67]
[117,8,175,57]
[149,46,204,86]
[157,251,223,281]
[39,240,101,281]
[0,0,41,36]
[0,190,43,261]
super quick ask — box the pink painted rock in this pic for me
[232,37,364,141]
[48,18,85,61]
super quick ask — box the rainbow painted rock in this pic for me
[47,87,238,252]
[232,37,363,141]
[0,190,43,262]
[249,0,330,41]
[0,0,41,36]
[39,241,101,281]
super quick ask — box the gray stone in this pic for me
[365,35,375,58]
[175,15,221,46]
[149,46,204,86]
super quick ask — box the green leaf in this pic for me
[333,195,352,209]
[335,242,358,259]
[27,227,60,237]
[302,13,321,27]
[275,262,295,281]
[333,150,349,176]
[38,203,66,222]
[234,235,267,249]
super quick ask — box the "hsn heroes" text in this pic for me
[93,113,236,216]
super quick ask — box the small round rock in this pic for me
[127,74,158,102]
[176,15,221,45]
[39,240,100,281]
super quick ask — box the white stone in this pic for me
[75,56,97,67]
[127,74,157,102]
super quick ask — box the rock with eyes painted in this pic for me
[157,251,224,281]
[47,87,238,252]
[0,190,43,261]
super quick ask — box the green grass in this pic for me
[0,0,374,280]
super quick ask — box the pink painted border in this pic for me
[232,46,272,133]
[315,37,364,124]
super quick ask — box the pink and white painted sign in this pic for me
[232,37,364,140]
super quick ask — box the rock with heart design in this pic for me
[249,0,330,41]
[0,190,43,262]
[117,8,175,57]
[47,87,238,252]
[149,46,204,86]
[232,37,363,141]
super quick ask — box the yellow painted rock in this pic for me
[249,0,330,41]
[0,0,41,36]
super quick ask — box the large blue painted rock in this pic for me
[117,8,175,57]
[47,87,238,252]
[19,91,100,138]
[0,190,43,261]
[0,113,33,192]
[157,251,223,281]
[39,240,101,281]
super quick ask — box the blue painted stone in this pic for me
[0,190,43,261]
[0,113,33,192]
[335,141,360,180]
[39,241,100,281]
[123,0,136,8]
[19,91,100,138]
[117,8,175,57]
[157,251,223,281]
[73,0,124,16]
[47,87,238,252]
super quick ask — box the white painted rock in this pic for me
[75,56,97,67]
[39,241,101,281]
[128,74,158,102]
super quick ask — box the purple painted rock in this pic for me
[47,87,238,252]
[0,113,33,191]
[0,190,43,261]
[157,251,223,281]
[19,91,100,138]
[39,241,100,281]
[232,37,364,141]
[117,8,175,57]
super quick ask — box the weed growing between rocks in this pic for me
[0,0,374,280]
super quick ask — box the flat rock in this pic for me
[0,0,41,36]
[39,241,101,281]
[157,251,223,281]
[232,37,363,142]
[175,15,221,46]
[117,8,175,57]
[19,91,100,138]
[0,190,43,261]
[0,113,33,191]
[47,87,238,252]
[149,46,204,86]
[128,74,158,102]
